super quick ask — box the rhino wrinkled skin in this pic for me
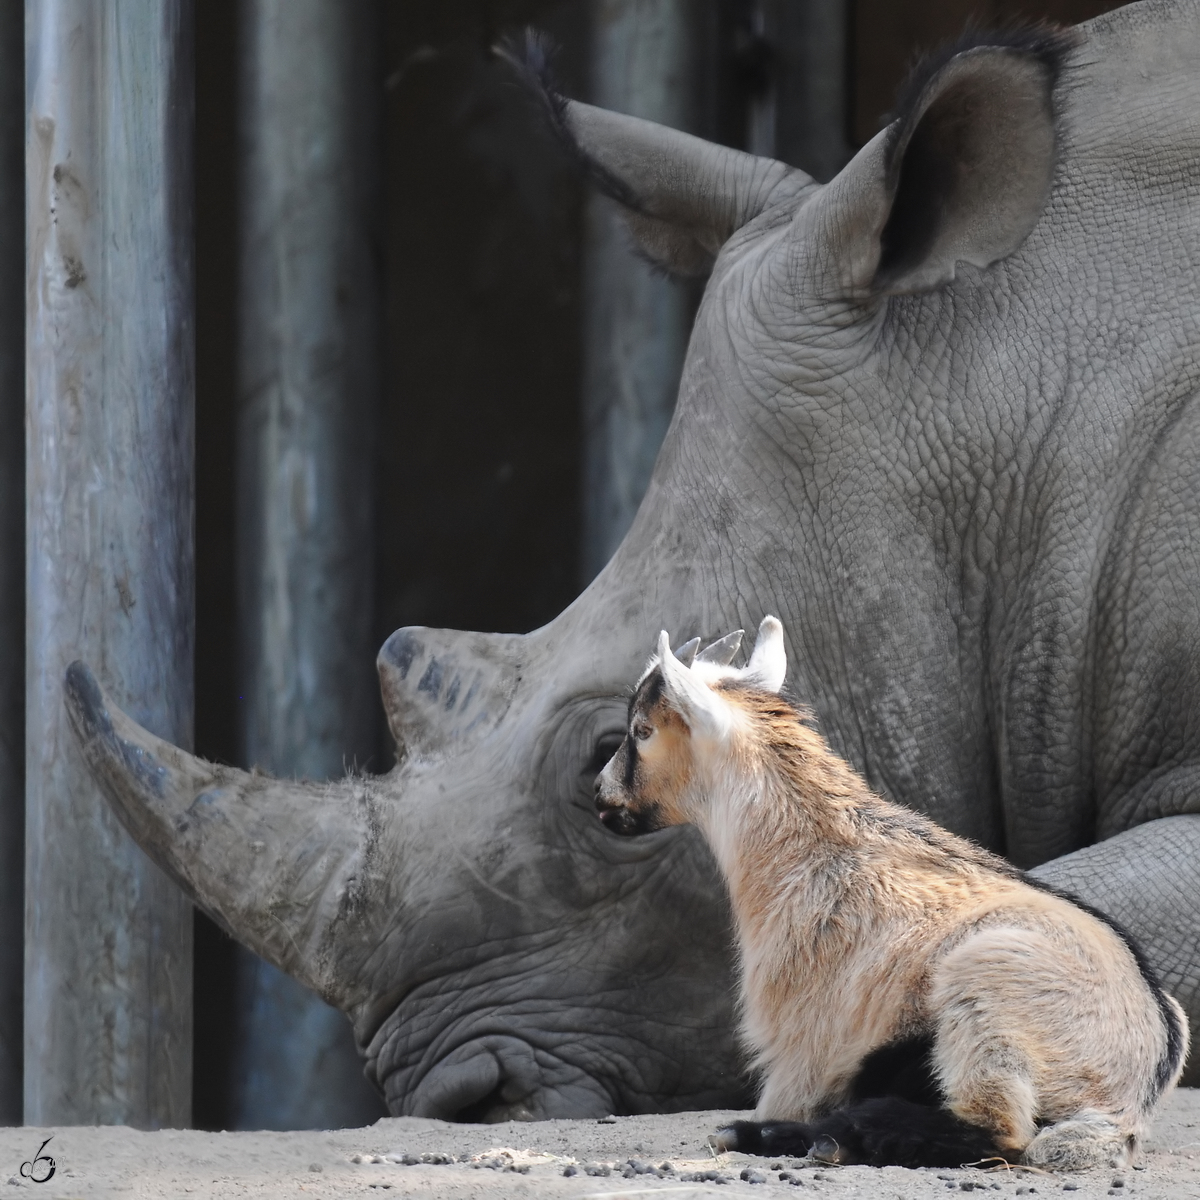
[66,0,1200,1118]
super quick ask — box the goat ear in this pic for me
[696,630,744,667]
[657,631,730,739]
[801,30,1073,297]
[743,616,787,692]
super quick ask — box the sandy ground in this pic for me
[1,1089,1197,1200]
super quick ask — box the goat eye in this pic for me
[633,723,653,743]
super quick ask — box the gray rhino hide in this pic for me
[67,0,1200,1118]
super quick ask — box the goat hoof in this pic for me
[809,1134,844,1164]
[709,1128,740,1153]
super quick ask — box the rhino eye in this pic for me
[585,732,625,776]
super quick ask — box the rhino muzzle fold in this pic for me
[64,661,382,1013]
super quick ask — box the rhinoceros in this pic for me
[66,0,1200,1119]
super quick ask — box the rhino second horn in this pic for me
[696,630,744,666]
[673,637,701,667]
[63,661,380,1012]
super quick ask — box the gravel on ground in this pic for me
[1,1088,1197,1200]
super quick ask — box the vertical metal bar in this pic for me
[581,0,701,583]
[0,0,22,1128]
[750,0,850,180]
[25,0,194,1128]
[234,0,384,1129]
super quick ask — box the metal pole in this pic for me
[748,0,850,180]
[234,0,384,1129]
[581,0,701,583]
[0,0,22,1129]
[25,0,194,1127]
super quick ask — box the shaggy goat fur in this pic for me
[595,618,1188,1170]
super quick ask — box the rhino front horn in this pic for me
[64,661,383,1011]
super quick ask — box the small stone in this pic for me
[401,1154,419,1166]
[1062,1186,1078,1192]
[961,1182,977,1192]
[745,1169,769,1184]
[1133,1164,1147,1171]
[811,1171,827,1181]
[658,1162,675,1173]
[770,1162,783,1171]
[1111,1179,1125,1188]
[350,1154,364,1164]
[597,1116,617,1124]
[938,1175,957,1181]
[562,1165,578,1177]
[308,1163,323,1173]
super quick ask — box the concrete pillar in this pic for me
[581,0,703,583]
[25,0,194,1128]
[747,0,850,180]
[234,0,385,1129]
[0,0,22,1129]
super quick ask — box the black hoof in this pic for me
[712,1120,814,1158]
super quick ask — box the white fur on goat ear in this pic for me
[743,615,787,692]
[657,630,731,739]
[696,629,744,666]
[673,636,701,667]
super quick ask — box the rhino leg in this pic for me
[1029,814,1200,1085]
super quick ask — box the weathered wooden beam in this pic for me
[581,0,703,583]
[25,0,194,1127]
[233,0,385,1129]
[0,0,22,1129]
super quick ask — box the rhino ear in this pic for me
[809,27,1076,297]
[498,32,809,277]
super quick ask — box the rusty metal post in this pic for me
[581,0,703,582]
[748,0,850,180]
[0,0,22,1128]
[25,0,194,1127]
[234,0,384,1129]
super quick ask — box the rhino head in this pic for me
[71,16,1197,1115]
[66,588,748,1119]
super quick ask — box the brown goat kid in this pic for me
[595,617,1188,1170]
